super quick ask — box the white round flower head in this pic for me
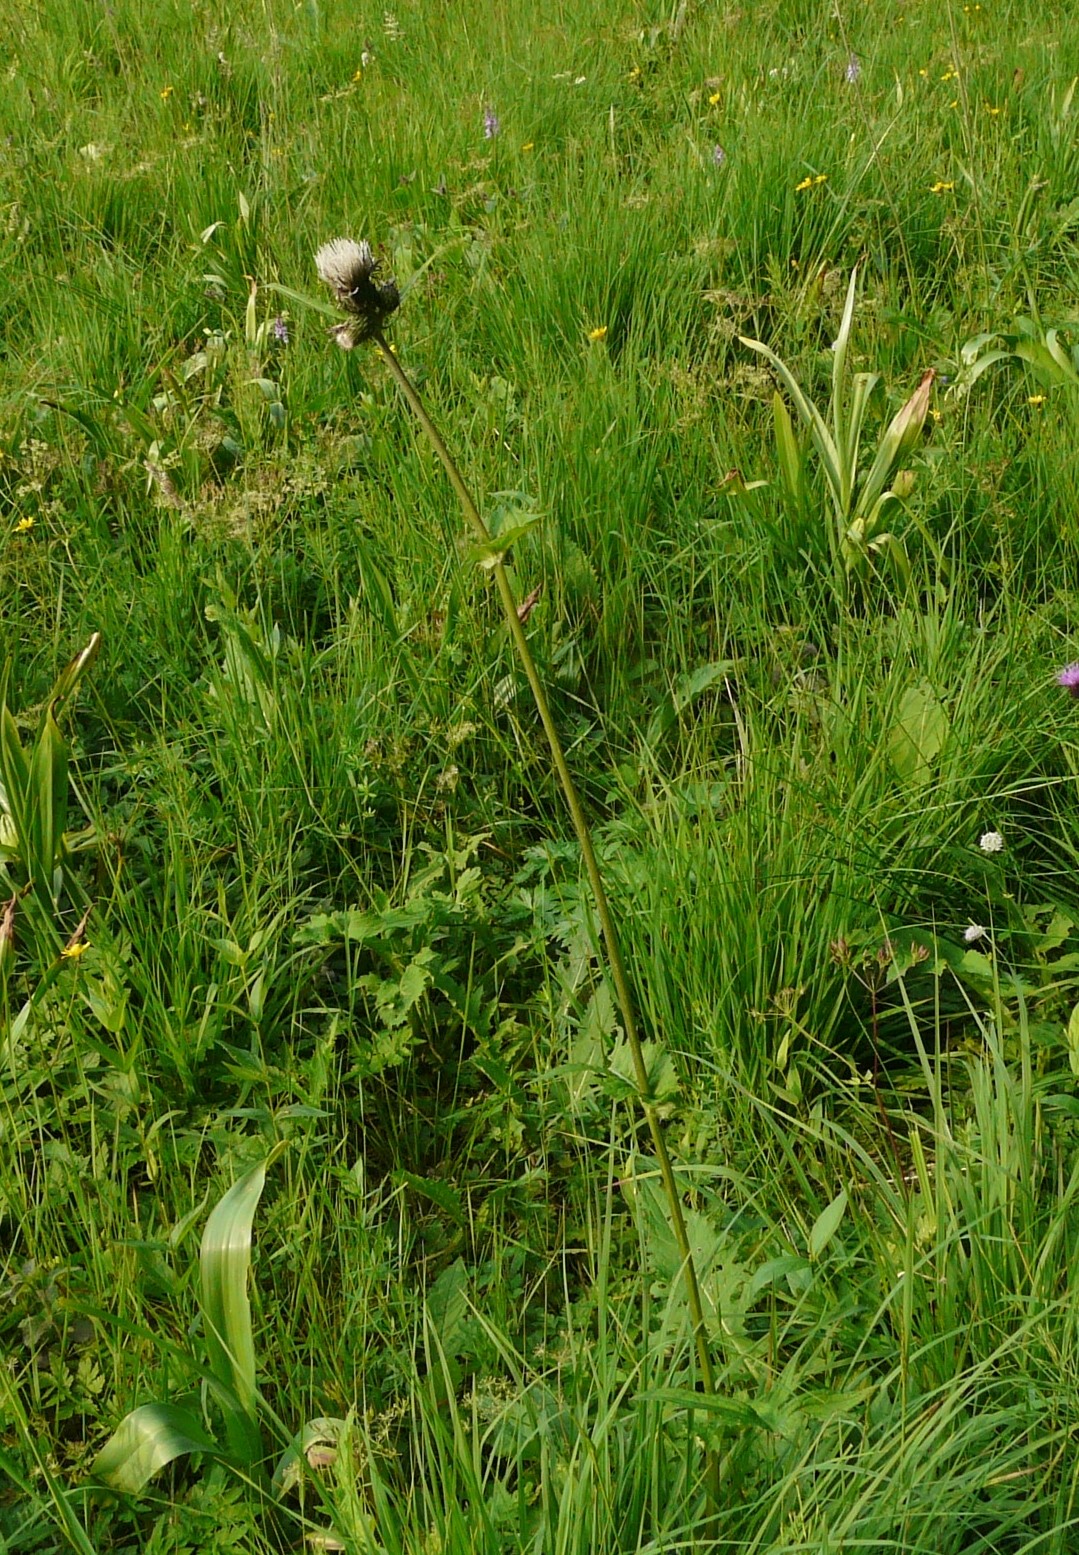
[979,830,1004,854]
[314,237,400,345]
[963,923,987,943]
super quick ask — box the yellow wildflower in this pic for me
[795,176,813,191]
[708,91,722,106]
[160,84,174,100]
[14,516,34,533]
[985,104,1001,114]
[930,180,954,193]
[521,141,534,151]
[61,941,89,960]
[588,326,608,342]
[1028,394,1047,406]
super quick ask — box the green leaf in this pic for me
[808,1189,848,1259]
[426,1258,470,1357]
[739,335,842,507]
[645,661,736,748]
[467,517,539,571]
[1065,1003,1079,1079]
[200,1150,284,1465]
[92,1402,218,1494]
[772,390,807,517]
[887,681,949,787]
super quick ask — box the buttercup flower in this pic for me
[588,325,608,342]
[315,238,400,348]
[1057,662,1079,697]
[979,830,1004,854]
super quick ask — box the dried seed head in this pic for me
[314,237,400,346]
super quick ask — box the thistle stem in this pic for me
[374,332,720,1499]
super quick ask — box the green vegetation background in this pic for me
[5,0,1079,1549]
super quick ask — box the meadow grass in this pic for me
[5,0,1079,1549]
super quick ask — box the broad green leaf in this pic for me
[808,1189,848,1259]
[1066,1002,1079,1079]
[92,1402,218,1494]
[467,517,539,570]
[830,267,859,484]
[0,706,29,844]
[738,335,842,501]
[772,391,806,516]
[844,371,881,511]
[27,708,68,907]
[887,681,949,787]
[200,1152,283,1465]
[426,1258,470,1357]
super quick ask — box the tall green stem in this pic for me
[374,332,720,1498]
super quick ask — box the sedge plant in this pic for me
[311,237,721,1507]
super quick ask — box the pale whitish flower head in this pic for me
[979,830,1004,854]
[845,54,861,84]
[964,923,987,943]
[314,237,400,346]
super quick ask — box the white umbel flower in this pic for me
[978,830,1004,854]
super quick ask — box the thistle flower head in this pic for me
[1057,661,1079,697]
[314,237,400,347]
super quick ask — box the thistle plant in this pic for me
[314,238,720,1499]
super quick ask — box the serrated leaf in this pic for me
[92,1402,218,1493]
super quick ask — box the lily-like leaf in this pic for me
[92,1402,218,1494]
[738,334,842,502]
[200,1149,285,1466]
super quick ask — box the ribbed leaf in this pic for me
[200,1154,281,1466]
[92,1402,218,1494]
[738,336,842,508]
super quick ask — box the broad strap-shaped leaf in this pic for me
[830,267,859,490]
[844,371,881,514]
[26,706,68,910]
[739,335,842,510]
[200,1153,282,1465]
[92,1402,218,1494]
[771,391,806,517]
